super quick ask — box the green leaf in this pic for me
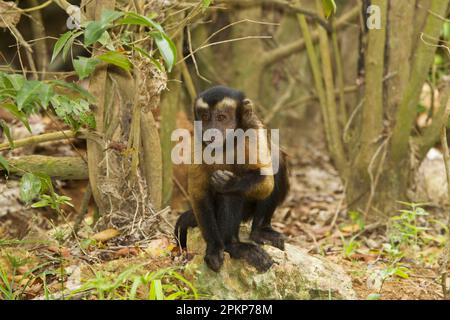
[51,31,73,63]
[1,103,31,132]
[98,31,115,51]
[367,293,381,300]
[0,120,13,148]
[394,268,409,279]
[118,12,163,32]
[50,80,95,102]
[16,81,53,110]
[149,280,164,300]
[73,57,100,80]
[202,0,212,10]
[153,32,177,72]
[84,21,106,46]
[96,51,132,71]
[5,73,25,91]
[20,173,42,204]
[62,31,83,62]
[321,0,337,18]
[84,10,123,46]
[443,22,450,41]
[0,155,9,174]
[31,199,50,208]
[100,10,124,25]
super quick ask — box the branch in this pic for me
[6,155,88,180]
[389,0,450,163]
[261,5,360,68]
[8,25,38,80]
[0,130,82,151]
[415,84,450,159]
[27,0,49,79]
[213,0,331,32]
[314,0,347,174]
[358,0,387,152]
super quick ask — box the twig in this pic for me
[8,25,38,80]
[264,78,295,123]
[261,6,360,68]
[74,184,92,233]
[3,0,53,13]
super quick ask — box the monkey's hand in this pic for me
[210,170,238,193]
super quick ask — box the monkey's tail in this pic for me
[174,209,197,248]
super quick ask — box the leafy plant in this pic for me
[19,172,74,212]
[388,202,430,248]
[68,266,198,300]
[51,9,177,80]
[341,234,360,258]
[0,71,95,133]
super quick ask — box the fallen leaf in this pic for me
[115,247,139,257]
[47,246,71,257]
[340,224,360,234]
[91,228,120,242]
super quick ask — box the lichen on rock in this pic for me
[184,227,357,300]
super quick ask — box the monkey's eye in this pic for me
[201,114,210,121]
[216,114,226,121]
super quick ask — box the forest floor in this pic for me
[0,114,448,300]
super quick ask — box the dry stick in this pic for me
[364,137,389,217]
[130,71,141,180]
[74,184,92,233]
[173,176,189,201]
[8,25,38,80]
[261,6,360,68]
[264,79,295,123]
[186,26,211,83]
[180,58,197,101]
[200,0,331,32]
[4,0,53,13]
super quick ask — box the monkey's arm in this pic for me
[188,165,225,271]
[211,169,274,200]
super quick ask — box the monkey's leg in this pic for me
[215,194,243,245]
[193,194,225,272]
[250,196,285,250]
[226,242,274,272]
[214,195,274,272]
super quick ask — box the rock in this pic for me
[411,148,448,206]
[184,228,357,300]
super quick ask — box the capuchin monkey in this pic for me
[175,86,289,272]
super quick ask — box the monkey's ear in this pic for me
[242,99,254,116]
[243,98,253,107]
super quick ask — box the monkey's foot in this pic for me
[250,228,285,250]
[225,242,274,272]
[204,249,224,272]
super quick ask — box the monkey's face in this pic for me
[195,97,238,145]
